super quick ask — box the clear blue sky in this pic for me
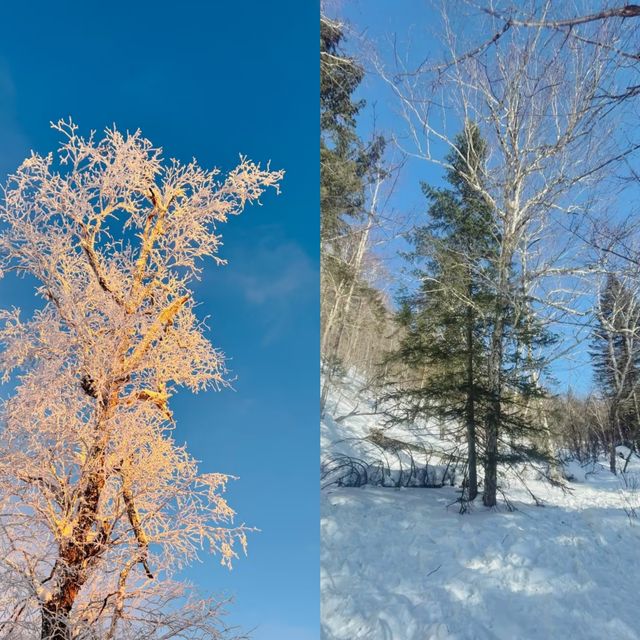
[0,2,318,639]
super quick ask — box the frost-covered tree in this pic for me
[0,120,283,639]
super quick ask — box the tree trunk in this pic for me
[465,275,478,501]
[483,315,502,507]
[484,251,508,507]
[610,406,618,474]
[40,407,114,639]
[321,281,345,356]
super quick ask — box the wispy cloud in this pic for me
[235,242,315,306]
[221,230,317,345]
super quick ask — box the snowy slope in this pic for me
[321,375,640,640]
[322,374,461,488]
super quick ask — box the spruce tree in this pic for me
[388,123,496,501]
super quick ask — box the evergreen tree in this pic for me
[591,274,640,471]
[320,15,366,245]
[387,123,496,501]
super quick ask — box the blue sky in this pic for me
[0,2,318,639]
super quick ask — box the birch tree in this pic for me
[465,1,640,104]
[382,0,631,505]
[0,120,283,639]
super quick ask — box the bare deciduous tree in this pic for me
[0,120,283,639]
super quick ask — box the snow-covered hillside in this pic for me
[321,375,640,640]
[322,374,462,489]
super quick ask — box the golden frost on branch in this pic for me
[0,119,284,640]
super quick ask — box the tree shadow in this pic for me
[321,484,640,640]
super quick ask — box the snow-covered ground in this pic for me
[321,375,640,640]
